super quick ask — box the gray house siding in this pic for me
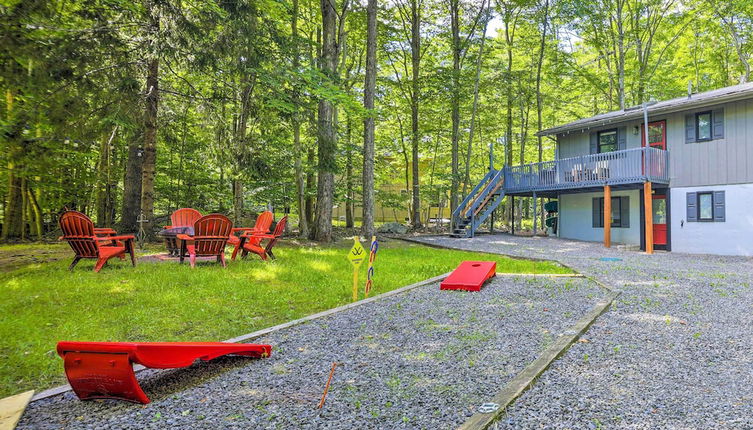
[666,99,753,187]
[555,98,753,188]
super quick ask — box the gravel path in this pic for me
[411,234,753,429]
[19,274,603,429]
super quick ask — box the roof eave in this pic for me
[536,90,753,137]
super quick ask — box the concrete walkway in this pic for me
[412,234,753,428]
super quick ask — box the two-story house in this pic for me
[452,83,753,256]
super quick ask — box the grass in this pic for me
[0,238,570,397]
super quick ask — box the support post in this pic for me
[532,192,538,236]
[603,185,611,248]
[644,181,654,254]
[510,195,515,235]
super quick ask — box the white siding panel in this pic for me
[671,183,753,256]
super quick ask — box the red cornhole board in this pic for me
[440,261,496,292]
[57,341,272,404]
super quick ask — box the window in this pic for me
[696,111,712,141]
[685,109,724,143]
[593,196,629,228]
[686,191,725,222]
[698,192,713,221]
[598,129,618,153]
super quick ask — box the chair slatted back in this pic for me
[171,208,202,228]
[254,211,274,234]
[193,214,232,256]
[265,216,288,253]
[60,211,99,258]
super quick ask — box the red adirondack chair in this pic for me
[177,214,233,268]
[162,208,202,256]
[227,210,273,251]
[59,211,136,272]
[232,216,287,261]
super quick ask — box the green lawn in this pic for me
[0,239,570,397]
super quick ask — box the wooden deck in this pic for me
[503,147,669,193]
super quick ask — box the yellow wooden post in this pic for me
[604,185,611,248]
[347,237,366,302]
[644,182,654,254]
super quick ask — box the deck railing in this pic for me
[504,146,669,193]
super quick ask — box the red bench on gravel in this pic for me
[57,341,272,404]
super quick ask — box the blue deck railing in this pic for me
[503,147,669,193]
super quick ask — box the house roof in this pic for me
[537,82,753,137]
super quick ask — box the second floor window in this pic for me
[598,129,618,153]
[696,111,712,141]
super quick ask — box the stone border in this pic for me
[458,290,619,430]
[30,272,450,403]
[391,234,622,430]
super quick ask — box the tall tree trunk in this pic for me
[345,114,354,228]
[536,0,549,232]
[311,0,345,241]
[361,0,377,238]
[97,127,117,227]
[2,90,24,240]
[504,7,515,228]
[140,0,159,239]
[449,0,461,227]
[410,0,421,229]
[292,0,308,237]
[463,2,490,195]
[121,140,143,233]
[305,146,316,226]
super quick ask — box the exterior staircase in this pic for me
[451,168,506,238]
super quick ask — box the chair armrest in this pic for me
[176,234,193,241]
[96,235,135,242]
[94,228,117,234]
[231,227,253,233]
[249,234,275,240]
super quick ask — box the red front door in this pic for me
[652,194,667,247]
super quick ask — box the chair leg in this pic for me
[69,256,82,271]
[266,249,275,260]
[219,253,226,268]
[126,240,136,267]
[189,254,196,268]
[94,257,108,273]
[231,237,245,261]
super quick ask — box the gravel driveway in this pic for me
[411,234,753,429]
[19,273,603,429]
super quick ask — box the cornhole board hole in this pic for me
[57,341,272,404]
[440,261,496,292]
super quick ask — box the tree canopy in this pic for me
[1,0,750,240]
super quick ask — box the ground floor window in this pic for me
[592,196,630,228]
[687,191,725,222]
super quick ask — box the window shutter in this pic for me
[685,114,696,143]
[592,198,601,228]
[713,191,725,222]
[712,109,724,139]
[617,127,627,150]
[620,196,630,228]
[686,192,697,222]
[589,132,598,154]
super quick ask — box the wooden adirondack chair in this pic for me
[177,214,233,268]
[59,211,136,272]
[228,211,273,255]
[232,216,287,261]
[163,208,202,256]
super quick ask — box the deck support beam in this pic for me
[533,192,538,236]
[603,185,611,248]
[644,181,654,254]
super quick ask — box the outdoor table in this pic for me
[158,226,194,256]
